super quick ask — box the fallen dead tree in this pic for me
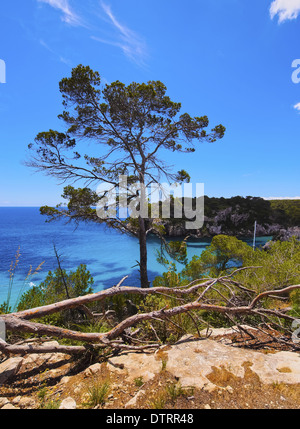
[0,268,300,356]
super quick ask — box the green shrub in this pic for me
[17,264,94,327]
[85,380,110,408]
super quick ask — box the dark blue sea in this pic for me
[0,207,271,309]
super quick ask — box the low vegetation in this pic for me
[0,235,300,356]
[84,380,110,408]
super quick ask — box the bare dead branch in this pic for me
[0,340,86,355]
[9,280,216,321]
[0,271,299,356]
[250,285,300,308]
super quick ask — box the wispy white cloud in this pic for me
[294,102,300,112]
[37,0,82,26]
[95,1,148,66]
[39,39,73,66]
[35,1,147,66]
[270,0,300,23]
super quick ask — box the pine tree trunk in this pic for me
[138,216,149,288]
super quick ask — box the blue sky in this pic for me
[0,0,300,206]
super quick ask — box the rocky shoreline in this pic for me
[163,222,300,241]
[160,207,300,241]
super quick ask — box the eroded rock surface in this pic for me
[1,333,300,409]
[107,335,300,390]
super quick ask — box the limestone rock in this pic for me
[0,397,10,408]
[225,386,234,394]
[107,336,300,391]
[0,357,23,386]
[21,341,70,369]
[60,376,71,384]
[108,352,161,383]
[84,363,102,377]
[125,390,146,408]
[18,397,36,409]
[59,397,77,410]
[1,403,19,409]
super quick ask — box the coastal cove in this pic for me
[0,207,271,308]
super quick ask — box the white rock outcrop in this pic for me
[0,357,23,386]
[59,397,77,410]
[107,335,300,391]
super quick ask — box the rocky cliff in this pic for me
[161,202,300,240]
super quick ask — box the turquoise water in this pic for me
[0,207,271,308]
